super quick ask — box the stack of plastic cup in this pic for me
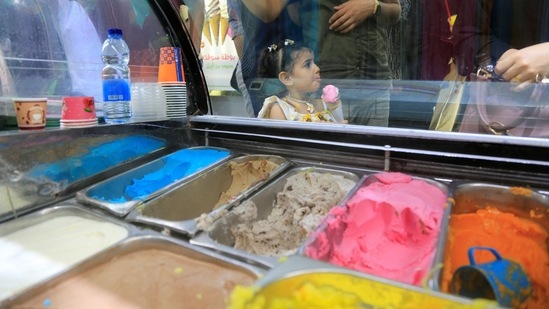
[130,82,167,122]
[159,82,187,119]
[157,46,186,119]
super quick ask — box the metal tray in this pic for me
[0,133,170,223]
[242,255,495,308]
[298,173,451,290]
[75,146,232,217]
[0,202,138,304]
[3,233,265,308]
[125,154,292,237]
[439,182,549,290]
[190,166,361,269]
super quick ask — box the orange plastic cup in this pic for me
[158,47,178,82]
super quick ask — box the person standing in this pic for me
[227,0,255,117]
[255,39,344,123]
[299,0,401,126]
[242,0,401,125]
[453,0,549,82]
[231,0,302,115]
[454,0,549,138]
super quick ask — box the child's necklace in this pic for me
[284,95,314,113]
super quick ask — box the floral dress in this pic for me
[257,96,338,122]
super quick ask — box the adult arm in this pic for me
[232,34,245,61]
[240,0,289,23]
[329,0,401,33]
[228,0,244,60]
[495,42,549,85]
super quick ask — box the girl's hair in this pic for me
[257,39,311,78]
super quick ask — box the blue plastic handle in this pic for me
[468,246,502,265]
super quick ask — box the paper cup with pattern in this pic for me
[13,98,47,130]
[61,96,96,121]
[158,47,184,82]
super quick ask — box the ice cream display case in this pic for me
[1,0,549,308]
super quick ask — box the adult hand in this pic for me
[329,0,374,33]
[495,42,549,89]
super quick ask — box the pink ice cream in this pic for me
[304,172,447,286]
[321,85,339,104]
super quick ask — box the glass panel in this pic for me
[199,0,549,138]
[0,0,547,141]
[0,0,185,129]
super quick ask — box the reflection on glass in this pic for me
[0,0,178,130]
[204,0,549,138]
[0,0,547,139]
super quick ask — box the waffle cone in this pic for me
[220,17,229,45]
[202,19,212,45]
[209,14,221,46]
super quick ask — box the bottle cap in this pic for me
[107,28,123,37]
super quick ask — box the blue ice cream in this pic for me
[91,147,230,203]
[26,135,166,185]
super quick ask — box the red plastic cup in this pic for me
[61,97,96,121]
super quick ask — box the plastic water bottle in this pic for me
[101,28,131,123]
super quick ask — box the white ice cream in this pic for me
[0,215,127,301]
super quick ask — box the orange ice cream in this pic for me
[442,207,549,309]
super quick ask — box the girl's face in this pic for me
[287,49,321,93]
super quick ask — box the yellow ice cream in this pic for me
[229,273,497,309]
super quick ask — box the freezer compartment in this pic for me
[126,154,292,237]
[75,146,232,217]
[439,183,549,305]
[191,166,361,269]
[0,203,138,303]
[229,255,495,308]
[0,133,170,223]
[4,234,263,309]
[300,172,451,289]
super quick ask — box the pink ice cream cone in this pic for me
[322,85,344,123]
[322,85,339,104]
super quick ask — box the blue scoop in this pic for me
[450,246,533,308]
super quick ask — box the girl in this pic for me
[256,39,345,123]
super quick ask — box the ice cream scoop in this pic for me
[451,246,533,308]
[321,85,339,104]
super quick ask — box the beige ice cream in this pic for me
[196,159,281,231]
[196,160,280,231]
[12,248,256,309]
[0,215,127,301]
[214,159,280,209]
[231,171,357,256]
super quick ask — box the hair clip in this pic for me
[283,39,295,46]
[268,44,278,53]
